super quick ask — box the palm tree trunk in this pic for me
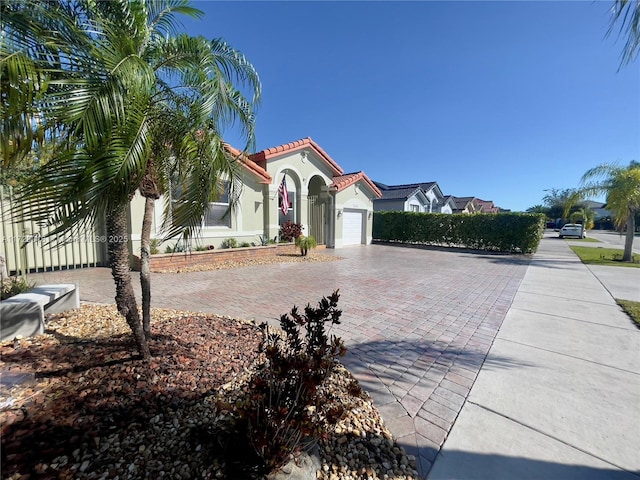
[106,204,150,360]
[140,196,154,339]
[623,210,635,262]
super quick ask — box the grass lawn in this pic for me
[569,246,640,268]
[569,237,601,243]
[616,299,640,328]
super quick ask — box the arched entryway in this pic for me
[307,175,329,245]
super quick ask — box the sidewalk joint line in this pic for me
[515,289,617,307]
[496,338,640,376]
[467,401,640,476]
[509,307,636,331]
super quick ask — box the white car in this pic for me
[559,223,585,239]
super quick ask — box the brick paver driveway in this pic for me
[32,244,530,478]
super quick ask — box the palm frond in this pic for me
[608,0,640,66]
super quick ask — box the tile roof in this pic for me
[332,171,382,198]
[377,186,423,200]
[250,137,343,176]
[451,196,477,210]
[476,199,498,213]
[381,181,437,192]
[224,144,272,184]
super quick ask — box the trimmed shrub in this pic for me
[373,211,545,254]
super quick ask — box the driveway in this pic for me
[30,244,530,477]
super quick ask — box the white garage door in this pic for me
[342,209,364,245]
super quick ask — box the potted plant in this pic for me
[295,235,317,257]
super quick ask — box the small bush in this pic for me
[219,290,347,472]
[239,242,251,248]
[279,221,302,242]
[295,235,317,256]
[149,238,160,255]
[194,245,209,251]
[221,238,238,249]
[1,276,34,300]
[164,242,185,254]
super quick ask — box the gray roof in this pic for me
[583,200,607,209]
[381,182,437,192]
[374,181,442,202]
[451,196,477,210]
[378,186,423,200]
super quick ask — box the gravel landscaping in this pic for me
[151,251,342,274]
[1,304,419,480]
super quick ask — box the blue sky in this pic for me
[178,1,639,212]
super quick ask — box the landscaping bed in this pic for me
[131,244,336,273]
[0,305,419,480]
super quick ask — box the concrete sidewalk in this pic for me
[428,237,640,479]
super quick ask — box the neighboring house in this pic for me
[373,182,452,213]
[582,200,613,230]
[476,199,499,213]
[450,196,481,214]
[440,196,457,214]
[129,137,382,252]
[582,200,611,220]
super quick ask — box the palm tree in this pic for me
[2,0,259,359]
[569,206,595,230]
[135,35,260,338]
[580,162,640,262]
[608,0,640,67]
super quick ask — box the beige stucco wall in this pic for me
[128,169,268,254]
[127,147,378,255]
[263,149,335,243]
[334,182,375,248]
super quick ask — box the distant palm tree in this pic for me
[570,207,595,230]
[1,0,260,359]
[580,162,640,262]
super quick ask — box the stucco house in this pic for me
[373,182,453,214]
[129,137,382,253]
[450,196,481,214]
[476,199,499,213]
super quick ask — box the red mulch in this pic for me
[0,307,262,479]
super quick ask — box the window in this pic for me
[204,182,231,227]
[170,180,231,228]
[410,204,420,212]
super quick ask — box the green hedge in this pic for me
[372,211,545,254]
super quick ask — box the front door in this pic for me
[307,195,326,245]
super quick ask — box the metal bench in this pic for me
[0,284,80,342]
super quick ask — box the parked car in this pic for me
[559,223,585,239]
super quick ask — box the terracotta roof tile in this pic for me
[224,144,272,184]
[331,171,382,198]
[250,137,343,176]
